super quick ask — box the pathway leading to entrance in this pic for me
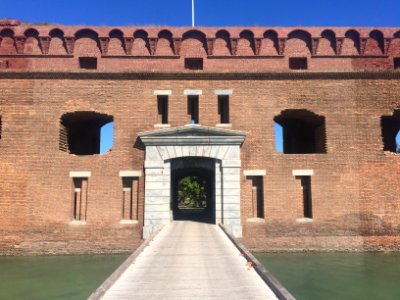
[100,221,278,299]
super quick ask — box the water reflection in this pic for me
[0,254,128,300]
[255,252,400,300]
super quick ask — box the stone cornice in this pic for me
[138,125,246,146]
[0,71,400,80]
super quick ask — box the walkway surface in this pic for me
[101,221,278,300]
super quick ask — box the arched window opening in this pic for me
[274,109,327,154]
[381,110,400,153]
[60,111,113,155]
[24,28,39,38]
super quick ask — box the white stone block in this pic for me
[69,171,91,178]
[292,169,314,176]
[184,89,202,95]
[119,170,142,177]
[214,89,233,95]
[243,169,267,177]
[153,89,172,96]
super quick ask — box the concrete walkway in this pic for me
[101,221,278,300]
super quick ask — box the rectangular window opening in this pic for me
[185,58,203,70]
[251,176,264,219]
[79,57,97,70]
[218,95,230,124]
[394,57,400,69]
[157,95,169,124]
[122,177,139,221]
[297,176,312,219]
[73,178,88,221]
[188,95,199,124]
[289,57,308,70]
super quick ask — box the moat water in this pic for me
[0,254,128,300]
[1,252,400,299]
[255,252,400,300]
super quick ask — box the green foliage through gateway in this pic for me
[177,176,207,209]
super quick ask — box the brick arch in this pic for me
[236,29,255,56]
[366,30,384,55]
[0,28,16,54]
[318,29,336,55]
[24,28,41,54]
[181,29,207,56]
[156,29,174,55]
[48,28,67,55]
[74,29,101,56]
[132,29,150,55]
[286,30,312,56]
[342,29,360,55]
[214,29,231,56]
[24,28,39,38]
[0,28,14,37]
[108,29,125,56]
[260,30,278,55]
[49,28,64,38]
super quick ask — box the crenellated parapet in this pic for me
[0,21,399,71]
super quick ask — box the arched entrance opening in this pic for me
[171,157,215,224]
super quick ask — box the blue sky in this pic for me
[0,0,399,27]
[1,0,398,152]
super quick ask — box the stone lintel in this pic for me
[153,89,172,96]
[184,89,202,96]
[214,89,233,95]
[119,170,142,177]
[243,169,267,177]
[69,171,91,178]
[292,169,314,176]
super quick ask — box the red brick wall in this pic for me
[0,23,399,254]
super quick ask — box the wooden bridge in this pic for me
[89,221,294,300]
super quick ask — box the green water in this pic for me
[255,252,400,300]
[0,254,128,300]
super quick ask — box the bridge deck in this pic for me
[101,221,278,300]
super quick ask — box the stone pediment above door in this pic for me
[138,124,246,146]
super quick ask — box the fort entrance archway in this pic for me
[172,157,215,223]
[139,125,246,238]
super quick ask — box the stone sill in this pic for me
[296,218,313,224]
[119,220,139,225]
[246,217,266,223]
[69,220,87,226]
[216,123,232,128]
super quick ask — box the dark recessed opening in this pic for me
[157,95,169,124]
[289,57,308,70]
[218,95,230,124]
[187,96,199,124]
[394,58,400,69]
[185,58,203,70]
[79,57,97,69]
[274,109,327,154]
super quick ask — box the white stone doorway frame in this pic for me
[139,125,246,238]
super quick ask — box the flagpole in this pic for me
[192,0,195,27]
